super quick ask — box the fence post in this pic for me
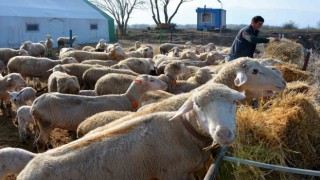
[204,146,228,180]
[302,50,311,71]
[160,28,163,44]
[141,30,144,43]
[69,29,72,47]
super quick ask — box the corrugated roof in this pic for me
[0,0,109,19]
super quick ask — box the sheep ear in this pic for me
[18,90,24,95]
[234,71,247,87]
[170,98,193,121]
[233,91,246,100]
[47,68,53,72]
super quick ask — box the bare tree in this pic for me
[149,0,193,27]
[90,0,145,35]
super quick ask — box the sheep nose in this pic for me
[216,128,231,139]
[282,81,286,86]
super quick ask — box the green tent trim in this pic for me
[82,0,116,42]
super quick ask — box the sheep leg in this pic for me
[19,122,28,144]
[35,123,52,152]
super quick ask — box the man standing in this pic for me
[227,16,279,61]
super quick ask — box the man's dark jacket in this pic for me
[229,25,269,59]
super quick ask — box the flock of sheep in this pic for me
[0,35,289,179]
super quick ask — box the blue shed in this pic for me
[196,8,226,31]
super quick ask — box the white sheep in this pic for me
[82,46,95,52]
[128,41,142,51]
[136,57,287,114]
[59,47,75,56]
[20,41,46,57]
[57,36,78,48]
[45,35,54,57]
[116,57,155,74]
[167,46,181,57]
[95,39,108,52]
[47,65,80,94]
[187,68,212,84]
[0,147,36,179]
[8,87,36,108]
[0,48,29,64]
[18,83,245,179]
[59,46,128,62]
[78,90,97,96]
[82,66,138,90]
[60,63,103,87]
[126,47,153,58]
[31,74,167,152]
[0,73,26,112]
[7,56,78,85]
[14,106,34,144]
[81,59,118,66]
[77,111,133,138]
[94,73,137,95]
[159,41,191,54]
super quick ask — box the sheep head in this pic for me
[170,83,245,146]
[233,58,286,92]
[134,75,167,92]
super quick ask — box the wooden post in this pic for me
[302,50,311,71]
[204,146,228,180]
[141,30,144,43]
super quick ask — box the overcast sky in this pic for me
[127,0,320,28]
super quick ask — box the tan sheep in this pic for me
[59,46,128,62]
[77,111,133,138]
[82,66,138,90]
[20,41,46,57]
[18,83,244,179]
[31,75,167,152]
[81,59,118,66]
[0,48,29,64]
[116,57,155,74]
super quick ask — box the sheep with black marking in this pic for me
[95,39,108,52]
[159,41,192,54]
[57,36,78,48]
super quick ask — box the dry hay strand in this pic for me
[284,81,311,94]
[223,93,320,179]
[264,38,304,64]
[275,65,312,83]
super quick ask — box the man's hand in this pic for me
[268,37,280,43]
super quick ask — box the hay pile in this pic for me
[284,81,311,94]
[275,65,313,83]
[264,38,304,64]
[222,93,320,179]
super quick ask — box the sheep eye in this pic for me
[242,63,247,68]
[252,69,259,74]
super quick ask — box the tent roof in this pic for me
[0,0,112,20]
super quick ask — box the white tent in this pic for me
[0,0,115,48]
